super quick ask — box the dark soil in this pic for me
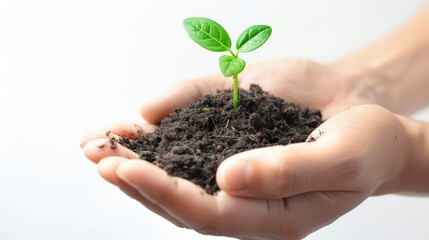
[119,85,322,194]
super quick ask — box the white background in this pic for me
[1,0,428,239]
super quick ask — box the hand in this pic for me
[83,105,412,239]
[139,59,382,124]
[82,59,375,159]
[81,59,400,238]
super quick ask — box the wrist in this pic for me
[332,28,429,115]
[393,115,429,194]
[328,64,392,110]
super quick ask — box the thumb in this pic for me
[140,74,229,124]
[216,138,354,199]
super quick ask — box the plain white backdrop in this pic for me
[1,0,428,239]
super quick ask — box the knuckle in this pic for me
[336,155,366,185]
[175,79,194,90]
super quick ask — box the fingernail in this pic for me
[218,160,251,191]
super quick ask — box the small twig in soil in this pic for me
[210,117,217,129]
[213,135,234,138]
[224,119,230,128]
[247,134,260,143]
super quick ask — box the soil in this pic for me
[119,85,323,194]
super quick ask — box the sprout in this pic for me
[183,17,272,109]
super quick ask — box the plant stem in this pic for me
[233,74,239,109]
[228,49,236,57]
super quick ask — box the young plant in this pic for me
[183,17,272,109]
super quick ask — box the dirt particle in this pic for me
[307,135,317,142]
[109,138,117,149]
[171,145,194,155]
[249,113,262,130]
[139,151,156,161]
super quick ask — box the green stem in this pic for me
[233,75,239,109]
[228,49,236,57]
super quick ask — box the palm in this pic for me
[239,60,377,118]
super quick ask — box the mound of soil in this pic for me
[119,85,322,194]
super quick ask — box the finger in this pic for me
[97,157,185,228]
[114,159,356,239]
[216,136,356,199]
[83,138,139,164]
[80,122,157,148]
[276,190,367,239]
[116,160,219,231]
[104,122,157,139]
[140,74,230,124]
[80,130,110,148]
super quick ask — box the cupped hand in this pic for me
[140,59,380,124]
[81,59,399,239]
[82,59,372,161]
[84,104,412,239]
[81,59,379,155]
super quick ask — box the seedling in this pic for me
[183,17,272,109]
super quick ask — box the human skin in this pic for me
[81,3,429,239]
[82,103,429,239]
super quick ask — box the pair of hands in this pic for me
[81,60,412,239]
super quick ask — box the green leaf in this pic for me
[183,17,232,52]
[236,25,272,53]
[219,55,246,77]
